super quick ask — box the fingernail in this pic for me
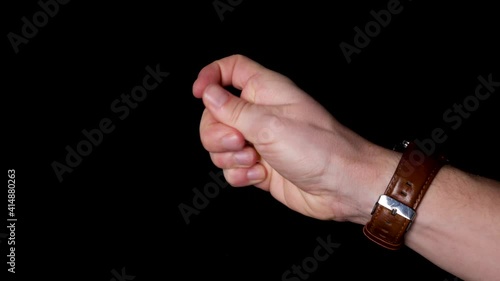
[222,134,241,150]
[234,151,251,166]
[204,85,228,108]
[247,166,265,181]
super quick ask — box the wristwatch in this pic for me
[363,140,448,250]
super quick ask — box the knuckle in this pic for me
[228,100,250,127]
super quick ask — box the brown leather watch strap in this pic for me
[363,140,447,250]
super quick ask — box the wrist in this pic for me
[344,142,401,225]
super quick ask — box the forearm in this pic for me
[354,144,500,280]
[403,165,500,280]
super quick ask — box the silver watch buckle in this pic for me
[371,195,416,230]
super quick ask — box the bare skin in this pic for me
[192,54,500,281]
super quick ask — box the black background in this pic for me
[4,0,499,280]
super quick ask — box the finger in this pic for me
[223,163,267,187]
[192,54,266,99]
[199,109,246,152]
[209,146,260,169]
[202,83,276,146]
[193,54,305,106]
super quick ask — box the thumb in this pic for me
[202,84,277,145]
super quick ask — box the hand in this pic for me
[192,54,399,224]
[192,55,500,281]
